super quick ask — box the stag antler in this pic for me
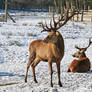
[84,38,92,50]
[41,22,50,32]
[56,9,76,30]
[75,38,92,50]
[41,8,76,33]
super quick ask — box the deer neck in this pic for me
[57,33,64,53]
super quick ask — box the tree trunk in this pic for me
[54,0,58,14]
[5,0,8,22]
[60,0,64,15]
[81,10,84,22]
[66,0,69,9]
[49,6,51,16]
[76,0,79,10]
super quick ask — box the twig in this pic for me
[0,82,19,86]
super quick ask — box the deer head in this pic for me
[72,38,92,58]
[41,9,76,35]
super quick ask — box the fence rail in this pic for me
[0,9,92,22]
[71,10,92,22]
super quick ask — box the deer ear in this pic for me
[56,31,59,36]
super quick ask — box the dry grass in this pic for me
[1,31,13,36]
[0,18,4,22]
[9,40,22,46]
[22,23,28,26]
[27,32,37,37]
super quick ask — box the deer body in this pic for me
[29,34,64,62]
[68,39,92,73]
[25,32,64,87]
[68,57,91,73]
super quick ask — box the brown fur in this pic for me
[68,58,91,73]
[25,31,64,87]
[68,43,91,73]
[25,9,76,87]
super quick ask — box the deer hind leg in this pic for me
[31,57,40,83]
[48,61,53,87]
[25,55,35,83]
[56,62,62,87]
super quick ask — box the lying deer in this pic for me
[68,39,92,73]
[25,9,76,87]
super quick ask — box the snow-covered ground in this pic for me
[0,12,92,92]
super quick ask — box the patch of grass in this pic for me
[65,36,76,39]
[29,24,32,26]
[3,48,9,51]
[27,32,37,37]
[7,31,13,36]
[0,43,2,47]
[13,23,19,26]
[0,18,4,22]
[9,40,22,46]
[38,22,42,27]
[18,32,25,36]
[1,31,13,36]
[22,23,28,26]
[31,13,38,16]
[79,26,84,29]
[20,14,30,16]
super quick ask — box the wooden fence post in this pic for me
[91,15,92,22]
[5,0,8,22]
[77,12,79,21]
[81,11,84,22]
[54,0,57,14]
[49,6,51,16]
[4,0,16,23]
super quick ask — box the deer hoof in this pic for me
[25,79,27,83]
[34,79,38,83]
[59,84,62,87]
[58,82,62,87]
[51,83,53,87]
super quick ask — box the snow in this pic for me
[0,12,92,92]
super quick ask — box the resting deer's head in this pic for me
[72,38,92,58]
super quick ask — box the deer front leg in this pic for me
[48,62,53,87]
[25,60,31,83]
[31,57,40,83]
[56,62,62,87]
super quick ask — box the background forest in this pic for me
[0,0,92,11]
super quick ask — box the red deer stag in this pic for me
[68,39,92,73]
[25,9,76,87]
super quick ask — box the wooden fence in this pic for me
[72,10,92,22]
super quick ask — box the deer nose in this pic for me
[72,54,75,57]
